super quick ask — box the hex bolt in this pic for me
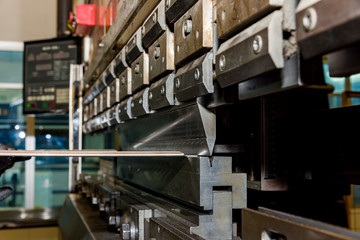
[134,63,140,74]
[154,46,161,60]
[194,68,200,81]
[121,223,131,240]
[141,26,145,35]
[160,86,165,95]
[183,19,193,36]
[253,35,263,54]
[302,7,317,31]
[149,92,153,100]
[219,55,226,71]
[175,78,181,89]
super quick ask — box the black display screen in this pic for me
[23,37,81,114]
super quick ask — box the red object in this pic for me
[49,103,55,108]
[74,4,96,35]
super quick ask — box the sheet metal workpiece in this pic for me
[215,0,283,39]
[174,52,214,102]
[148,29,175,81]
[216,10,284,88]
[148,73,175,110]
[174,0,213,66]
[141,0,167,49]
[131,53,150,94]
[165,0,198,24]
[131,88,151,118]
[119,67,132,101]
[296,0,360,60]
[125,28,144,64]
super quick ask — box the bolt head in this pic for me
[253,35,263,54]
[219,55,226,71]
[121,223,131,240]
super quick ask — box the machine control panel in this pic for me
[23,38,80,114]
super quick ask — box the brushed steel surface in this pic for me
[215,0,283,39]
[131,53,150,94]
[125,28,144,64]
[142,0,167,48]
[174,0,213,66]
[119,67,132,101]
[116,156,246,210]
[149,73,175,110]
[131,87,151,118]
[296,0,360,59]
[148,29,175,81]
[174,52,214,102]
[216,10,284,88]
[0,150,184,157]
[165,0,198,24]
[118,102,215,155]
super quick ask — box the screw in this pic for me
[166,0,171,8]
[302,8,317,31]
[134,63,140,74]
[121,77,126,85]
[121,223,131,240]
[253,35,263,54]
[139,98,143,104]
[141,26,145,35]
[219,55,226,71]
[175,78,180,89]
[131,102,134,108]
[153,12,157,23]
[183,19,193,35]
[149,92,153,100]
[160,86,165,95]
[194,68,200,81]
[154,46,161,59]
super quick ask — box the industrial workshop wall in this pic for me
[0,0,57,42]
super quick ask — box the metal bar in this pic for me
[0,150,184,157]
[25,115,35,209]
